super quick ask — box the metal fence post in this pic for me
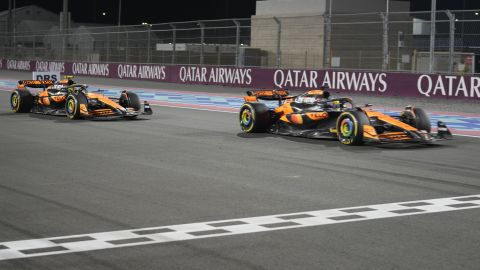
[125,31,128,62]
[323,15,332,68]
[382,0,390,70]
[323,0,332,68]
[147,26,151,63]
[199,21,205,65]
[61,31,66,61]
[170,23,176,64]
[106,32,110,62]
[429,0,437,73]
[72,37,76,61]
[446,10,455,73]
[273,17,281,68]
[233,19,240,67]
[381,12,389,70]
[397,31,403,70]
[33,35,36,59]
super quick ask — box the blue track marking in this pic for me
[0,80,478,136]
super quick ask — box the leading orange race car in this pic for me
[239,87,452,145]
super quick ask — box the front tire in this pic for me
[336,110,370,145]
[66,93,88,119]
[11,90,34,113]
[119,91,141,111]
[411,108,431,132]
[239,103,270,133]
[401,107,431,133]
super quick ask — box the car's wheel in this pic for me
[65,93,88,119]
[411,108,431,133]
[239,103,270,133]
[11,90,34,113]
[401,107,431,133]
[119,91,141,111]
[336,110,370,145]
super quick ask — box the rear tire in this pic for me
[11,90,33,113]
[336,110,370,145]
[119,91,141,111]
[65,93,88,119]
[239,103,271,133]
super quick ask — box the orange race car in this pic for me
[239,88,452,145]
[10,78,152,119]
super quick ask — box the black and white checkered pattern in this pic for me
[1,195,479,261]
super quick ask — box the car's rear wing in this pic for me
[244,89,290,102]
[57,75,75,86]
[17,80,54,89]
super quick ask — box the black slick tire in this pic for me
[239,103,270,133]
[65,93,88,119]
[412,108,431,133]
[336,110,370,145]
[11,90,34,113]
[119,91,141,111]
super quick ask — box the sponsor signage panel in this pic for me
[1,59,478,100]
[32,72,61,82]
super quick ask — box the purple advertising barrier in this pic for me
[167,66,480,100]
[1,59,479,100]
[263,69,480,100]
[170,65,256,87]
[67,62,169,82]
[2,59,34,72]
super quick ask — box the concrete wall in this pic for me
[256,0,326,16]
[332,0,409,13]
[251,14,325,68]
[251,0,411,69]
[256,0,409,15]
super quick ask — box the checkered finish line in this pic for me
[0,80,479,137]
[1,195,479,261]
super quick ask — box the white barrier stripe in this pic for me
[0,195,479,261]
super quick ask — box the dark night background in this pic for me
[1,0,480,25]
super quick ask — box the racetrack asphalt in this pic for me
[0,73,479,269]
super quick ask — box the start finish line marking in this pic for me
[1,195,479,261]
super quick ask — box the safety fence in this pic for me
[1,10,480,74]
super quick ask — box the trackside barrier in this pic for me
[0,59,479,100]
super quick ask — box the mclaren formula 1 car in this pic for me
[239,89,452,145]
[10,78,152,119]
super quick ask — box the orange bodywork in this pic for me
[86,93,122,109]
[362,124,379,140]
[365,111,416,131]
[248,89,289,97]
[244,96,258,102]
[37,91,50,106]
[81,92,126,116]
[36,89,67,106]
[275,102,295,123]
[305,90,325,95]
[362,110,419,141]
[306,112,328,121]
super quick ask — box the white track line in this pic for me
[1,194,479,261]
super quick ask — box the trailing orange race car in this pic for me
[239,88,452,145]
[10,78,152,119]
